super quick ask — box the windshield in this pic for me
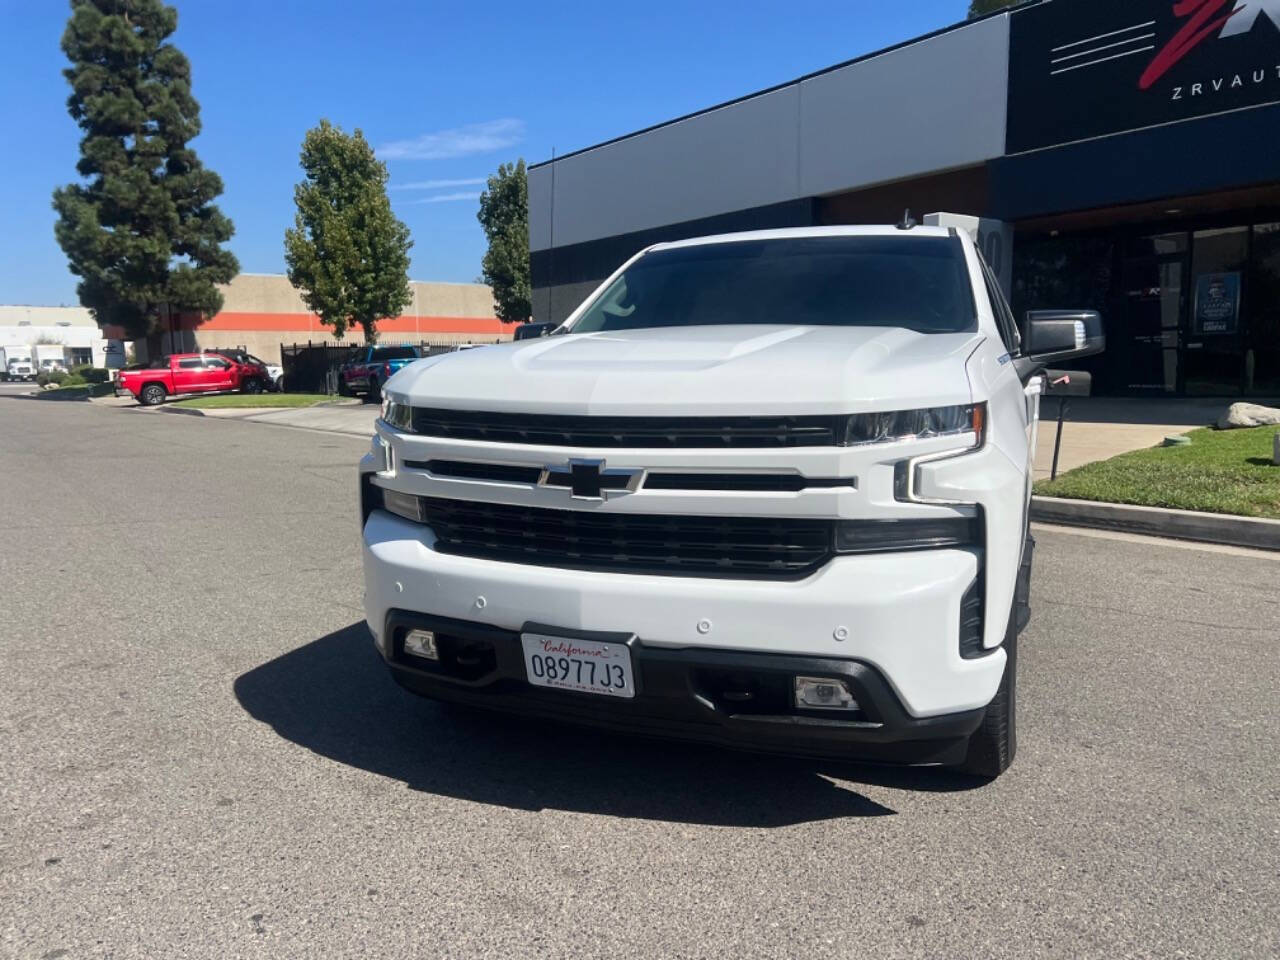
[373,346,420,360]
[569,235,976,335]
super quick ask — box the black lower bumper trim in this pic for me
[381,610,986,765]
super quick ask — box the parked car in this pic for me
[339,344,423,401]
[358,223,1105,778]
[117,352,271,405]
[208,350,284,391]
[39,358,67,375]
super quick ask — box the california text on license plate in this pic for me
[520,633,636,699]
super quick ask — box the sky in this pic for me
[0,0,970,306]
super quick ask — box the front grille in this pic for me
[417,496,834,578]
[402,459,854,493]
[408,408,842,448]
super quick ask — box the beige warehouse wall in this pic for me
[217,274,498,318]
[194,329,510,364]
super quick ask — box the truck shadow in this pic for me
[233,623,985,827]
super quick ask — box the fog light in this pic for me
[794,676,858,711]
[403,629,438,660]
[383,489,423,523]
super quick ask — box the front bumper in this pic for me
[362,508,1007,725]
[379,610,987,764]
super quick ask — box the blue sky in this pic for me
[0,0,969,306]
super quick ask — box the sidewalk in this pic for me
[154,399,380,436]
[1031,397,1221,480]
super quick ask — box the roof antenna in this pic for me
[896,208,917,231]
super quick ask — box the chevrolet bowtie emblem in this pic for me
[539,459,643,499]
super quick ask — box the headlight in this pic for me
[380,395,413,431]
[842,403,984,447]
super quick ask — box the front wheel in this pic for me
[139,383,166,406]
[241,377,263,395]
[366,377,381,403]
[953,630,1017,779]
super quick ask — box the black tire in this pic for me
[953,608,1019,779]
[241,377,263,395]
[366,377,381,403]
[337,378,351,397]
[139,383,166,406]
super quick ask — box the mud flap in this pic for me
[1014,533,1034,635]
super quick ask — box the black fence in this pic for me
[279,340,468,394]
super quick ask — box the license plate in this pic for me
[521,633,635,699]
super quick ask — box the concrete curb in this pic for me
[1031,495,1280,551]
[156,405,207,417]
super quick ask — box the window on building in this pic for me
[1185,227,1248,397]
[1248,223,1280,397]
[1012,234,1114,388]
[68,348,91,366]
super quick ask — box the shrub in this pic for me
[79,367,110,383]
[37,370,69,387]
[60,373,88,387]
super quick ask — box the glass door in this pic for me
[1117,254,1184,394]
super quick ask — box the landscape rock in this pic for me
[1216,402,1280,429]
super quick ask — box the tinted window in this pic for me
[978,255,1020,352]
[178,358,203,369]
[570,236,976,335]
[372,346,421,361]
[204,357,230,369]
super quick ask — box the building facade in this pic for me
[100,274,509,362]
[528,0,1280,398]
[0,305,115,369]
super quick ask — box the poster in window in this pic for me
[1194,272,1240,336]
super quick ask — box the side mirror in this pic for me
[1022,310,1105,365]
[513,321,558,341]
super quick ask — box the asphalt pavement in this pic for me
[1,397,1277,959]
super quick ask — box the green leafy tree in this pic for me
[284,120,412,341]
[53,0,239,354]
[968,0,1019,16]
[477,160,532,324]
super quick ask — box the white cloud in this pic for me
[391,177,487,191]
[377,119,524,161]
[411,192,482,204]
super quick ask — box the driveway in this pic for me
[2,399,1277,958]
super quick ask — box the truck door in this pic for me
[202,355,235,392]
[171,357,205,394]
[979,257,1041,523]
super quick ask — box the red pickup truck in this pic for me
[117,353,270,405]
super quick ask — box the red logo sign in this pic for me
[1140,0,1241,89]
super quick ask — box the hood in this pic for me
[389,325,982,417]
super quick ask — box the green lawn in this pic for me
[1034,425,1280,519]
[171,393,332,409]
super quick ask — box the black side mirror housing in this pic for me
[1022,310,1105,363]
[513,321,558,341]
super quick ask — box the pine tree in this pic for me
[52,0,238,352]
[284,120,413,342]
[968,0,1019,18]
[477,160,532,324]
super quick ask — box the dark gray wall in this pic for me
[528,14,1012,258]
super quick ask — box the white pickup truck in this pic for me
[358,224,1103,778]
